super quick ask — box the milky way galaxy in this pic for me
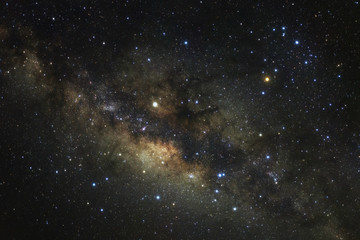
[1,1,360,239]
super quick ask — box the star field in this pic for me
[1,0,360,239]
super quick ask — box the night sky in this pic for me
[1,0,360,239]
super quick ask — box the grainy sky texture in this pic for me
[1,1,360,239]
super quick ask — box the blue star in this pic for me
[217,173,226,178]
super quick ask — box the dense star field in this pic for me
[1,0,360,239]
